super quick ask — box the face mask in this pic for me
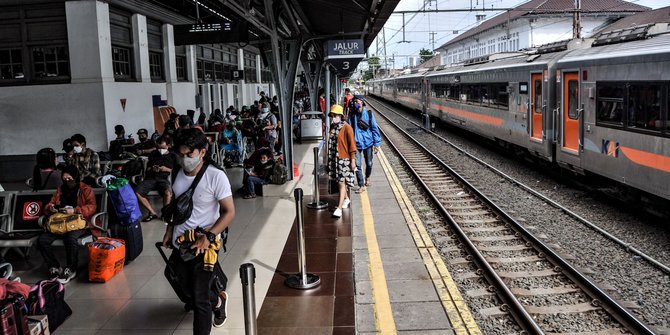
[73,146,83,154]
[332,116,341,124]
[179,155,201,173]
[262,108,269,113]
[354,102,361,109]
[65,180,77,188]
[158,148,168,155]
[260,159,268,164]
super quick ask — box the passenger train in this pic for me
[369,32,670,202]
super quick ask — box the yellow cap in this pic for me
[330,104,344,115]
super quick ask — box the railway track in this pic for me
[370,102,655,334]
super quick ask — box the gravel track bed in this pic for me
[374,100,670,330]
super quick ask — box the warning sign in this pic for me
[23,201,42,221]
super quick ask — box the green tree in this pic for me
[367,56,381,77]
[419,48,434,64]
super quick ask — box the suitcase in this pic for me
[88,237,126,282]
[1,294,31,335]
[155,242,228,311]
[110,220,143,263]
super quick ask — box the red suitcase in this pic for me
[0,301,18,335]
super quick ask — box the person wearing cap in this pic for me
[135,128,157,157]
[348,95,381,193]
[57,138,76,169]
[327,104,357,218]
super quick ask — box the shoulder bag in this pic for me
[46,213,87,235]
[162,161,209,226]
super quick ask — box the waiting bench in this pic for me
[0,189,109,256]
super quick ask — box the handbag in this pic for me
[26,279,72,333]
[162,161,209,226]
[46,213,87,235]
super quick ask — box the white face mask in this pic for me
[331,116,341,124]
[73,146,83,154]
[262,108,269,113]
[260,159,269,164]
[179,155,201,173]
[158,148,168,155]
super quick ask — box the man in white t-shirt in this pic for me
[162,128,235,334]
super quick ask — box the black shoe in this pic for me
[57,268,76,284]
[213,291,228,328]
[48,267,62,280]
[143,213,158,222]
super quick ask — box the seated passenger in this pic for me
[239,138,270,193]
[164,113,179,136]
[109,124,135,159]
[33,148,62,191]
[70,134,101,186]
[134,128,157,157]
[134,135,176,222]
[220,121,242,167]
[38,165,97,284]
[244,149,274,199]
[57,139,75,169]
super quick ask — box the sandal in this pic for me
[355,186,366,194]
[243,193,256,199]
[142,213,158,222]
[365,179,371,187]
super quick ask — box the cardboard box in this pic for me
[27,315,49,335]
[27,320,40,335]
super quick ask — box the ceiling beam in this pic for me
[217,0,274,37]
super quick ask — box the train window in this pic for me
[596,84,624,125]
[534,80,542,113]
[433,84,448,98]
[627,84,662,132]
[490,83,509,109]
[465,84,481,104]
[448,85,460,101]
[481,85,489,107]
[568,80,579,119]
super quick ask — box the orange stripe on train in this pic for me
[620,147,670,173]
[432,103,504,127]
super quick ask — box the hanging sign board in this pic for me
[174,21,248,46]
[324,39,365,76]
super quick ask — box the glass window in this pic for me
[0,49,24,80]
[176,56,187,81]
[196,60,203,80]
[112,46,132,80]
[534,79,542,113]
[628,84,661,132]
[597,83,624,125]
[214,63,223,81]
[567,80,579,119]
[490,83,508,109]
[149,51,163,81]
[32,47,69,78]
[204,61,213,81]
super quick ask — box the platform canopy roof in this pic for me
[147,0,400,77]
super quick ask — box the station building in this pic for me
[0,0,274,182]
[437,0,649,66]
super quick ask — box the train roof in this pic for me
[558,33,670,63]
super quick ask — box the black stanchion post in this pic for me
[240,263,257,335]
[307,146,328,209]
[285,188,321,289]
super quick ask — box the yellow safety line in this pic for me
[377,149,483,335]
[361,187,398,334]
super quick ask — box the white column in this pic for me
[163,24,177,83]
[256,54,262,83]
[132,14,150,82]
[66,0,113,83]
[238,48,246,106]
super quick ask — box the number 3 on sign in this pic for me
[342,61,349,70]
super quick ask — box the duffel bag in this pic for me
[106,178,141,224]
[46,213,87,235]
[88,237,126,282]
[26,279,72,333]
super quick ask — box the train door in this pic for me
[531,73,543,141]
[562,72,580,154]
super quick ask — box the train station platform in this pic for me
[9,141,481,334]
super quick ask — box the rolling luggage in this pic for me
[0,294,29,335]
[155,242,228,311]
[110,220,143,263]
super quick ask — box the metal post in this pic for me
[240,263,257,335]
[307,147,328,209]
[285,188,321,289]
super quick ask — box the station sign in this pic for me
[174,21,248,46]
[324,39,365,76]
[231,70,244,80]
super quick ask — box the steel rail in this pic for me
[371,102,656,335]
[368,97,670,275]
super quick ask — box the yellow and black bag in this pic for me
[46,213,87,234]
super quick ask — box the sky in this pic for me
[367,0,667,69]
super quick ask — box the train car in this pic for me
[554,34,670,200]
[369,33,670,201]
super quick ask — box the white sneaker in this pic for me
[342,198,351,209]
[332,208,342,218]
